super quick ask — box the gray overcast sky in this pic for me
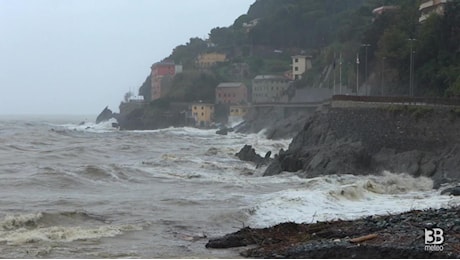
[0,0,254,115]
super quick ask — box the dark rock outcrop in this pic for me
[236,145,272,168]
[237,106,316,139]
[216,127,234,135]
[264,106,460,187]
[441,186,460,196]
[96,106,114,124]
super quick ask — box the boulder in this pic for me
[263,107,460,185]
[96,106,113,124]
[441,186,460,196]
[235,145,263,163]
[216,128,228,135]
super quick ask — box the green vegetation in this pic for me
[134,0,460,111]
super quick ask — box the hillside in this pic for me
[120,0,460,130]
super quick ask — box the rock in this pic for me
[206,227,255,248]
[235,145,273,168]
[235,145,263,164]
[441,186,460,196]
[96,106,114,124]
[216,128,228,135]
[263,107,460,185]
[206,207,460,258]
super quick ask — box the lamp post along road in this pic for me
[361,44,371,95]
[356,53,360,94]
[408,38,416,97]
[381,57,386,96]
[339,52,343,94]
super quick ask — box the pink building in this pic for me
[215,82,248,105]
[150,61,183,100]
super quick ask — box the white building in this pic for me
[419,0,451,23]
[292,55,312,80]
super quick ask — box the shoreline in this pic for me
[206,206,460,258]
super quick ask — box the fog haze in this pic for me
[0,0,253,115]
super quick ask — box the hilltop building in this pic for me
[191,102,214,127]
[291,55,312,80]
[372,5,400,16]
[150,61,183,100]
[252,75,291,103]
[419,0,451,22]
[215,82,248,105]
[242,18,260,33]
[196,53,227,69]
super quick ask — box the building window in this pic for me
[201,106,204,110]
[295,67,299,71]
[201,112,204,116]
[295,58,299,62]
[194,106,197,110]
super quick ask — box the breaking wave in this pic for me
[0,211,141,245]
[245,171,460,228]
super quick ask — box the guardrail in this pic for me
[332,95,460,107]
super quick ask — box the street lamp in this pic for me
[339,52,343,94]
[356,52,360,95]
[361,43,371,95]
[381,57,386,96]
[408,38,416,97]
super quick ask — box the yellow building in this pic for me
[229,105,249,117]
[196,53,227,68]
[191,103,214,127]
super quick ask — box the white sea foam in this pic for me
[57,118,119,133]
[0,224,141,245]
[0,211,142,245]
[245,172,460,228]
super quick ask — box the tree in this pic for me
[138,75,151,102]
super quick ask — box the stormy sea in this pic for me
[0,115,459,258]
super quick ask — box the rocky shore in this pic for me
[263,105,460,188]
[215,104,460,258]
[206,206,460,258]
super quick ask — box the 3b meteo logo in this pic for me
[424,228,444,252]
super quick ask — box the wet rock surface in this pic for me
[235,145,272,168]
[264,107,460,187]
[206,207,460,258]
[96,106,114,124]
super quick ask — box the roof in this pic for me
[292,55,313,59]
[253,75,288,80]
[151,60,175,68]
[290,88,333,103]
[217,82,244,88]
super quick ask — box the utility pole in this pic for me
[381,57,386,96]
[408,38,416,97]
[339,52,343,95]
[333,52,336,94]
[356,52,360,95]
[361,43,371,95]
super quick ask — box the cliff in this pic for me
[264,105,460,188]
